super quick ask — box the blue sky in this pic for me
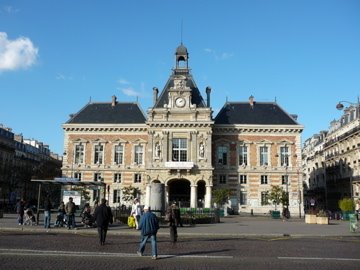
[0,0,359,155]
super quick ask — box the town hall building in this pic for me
[62,44,304,216]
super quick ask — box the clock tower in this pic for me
[146,44,214,209]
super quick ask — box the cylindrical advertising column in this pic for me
[150,183,165,215]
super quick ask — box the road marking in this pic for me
[279,256,360,262]
[0,248,233,259]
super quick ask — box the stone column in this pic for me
[190,185,197,208]
[205,185,212,208]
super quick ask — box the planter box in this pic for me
[316,216,329,225]
[305,214,317,224]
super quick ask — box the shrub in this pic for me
[338,198,354,212]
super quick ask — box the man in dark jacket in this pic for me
[137,205,159,260]
[93,198,113,246]
[43,196,52,229]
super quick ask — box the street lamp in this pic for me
[336,98,360,111]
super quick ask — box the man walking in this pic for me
[43,196,52,229]
[137,205,159,260]
[65,197,76,229]
[93,198,113,246]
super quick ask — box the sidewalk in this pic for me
[0,213,357,238]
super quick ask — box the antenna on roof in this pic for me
[226,96,228,103]
[89,96,92,103]
[181,19,183,44]
[275,96,277,103]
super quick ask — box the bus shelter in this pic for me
[31,178,106,224]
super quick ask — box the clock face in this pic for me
[175,97,186,107]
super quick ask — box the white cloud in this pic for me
[3,6,19,14]
[0,32,38,71]
[204,48,233,61]
[121,87,141,97]
[117,78,130,85]
[56,73,72,80]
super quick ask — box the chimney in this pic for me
[249,95,254,107]
[206,86,212,107]
[111,95,117,107]
[153,87,158,105]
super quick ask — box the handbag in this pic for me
[127,216,136,228]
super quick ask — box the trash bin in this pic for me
[271,210,281,219]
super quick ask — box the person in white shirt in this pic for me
[131,198,141,229]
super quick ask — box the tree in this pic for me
[212,188,231,207]
[121,185,141,204]
[266,185,286,211]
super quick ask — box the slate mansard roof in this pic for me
[214,102,300,125]
[66,102,146,124]
[154,74,207,109]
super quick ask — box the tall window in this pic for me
[74,172,82,180]
[94,144,104,164]
[239,145,248,166]
[172,138,187,162]
[114,173,122,183]
[217,146,228,165]
[260,146,268,166]
[240,191,247,205]
[280,146,289,166]
[113,189,121,204]
[282,175,289,185]
[134,145,143,165]
[114,145,124,165]
[261,191,268,205]
[134,173,142,183]
[260,175,268,185]
[74,144,84,164]
[239,175,247,184]
[219,175,227,184]
[94,173,103,182]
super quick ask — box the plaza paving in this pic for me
[0,213,357,238]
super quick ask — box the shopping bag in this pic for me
[127,216,136,228]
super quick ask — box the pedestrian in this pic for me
[55,201,66,227]
[171,201,182,227]
[131,198,141,229]
[93,198,113,245]
[15,199,24,225]
[65,197,76,229]
[137,205,159,260]
[43,196,53,229]
[166,202,179,244]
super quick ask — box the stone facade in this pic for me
[62,45,303,215]
[302,102,360,211]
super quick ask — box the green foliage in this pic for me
[266,185,287,211]
[121,185,141,202]
[212,188,231,206]
[72,186,90,201]
[338,198,354,212]
[316,209,328,217]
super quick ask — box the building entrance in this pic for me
[168,179,190,207]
